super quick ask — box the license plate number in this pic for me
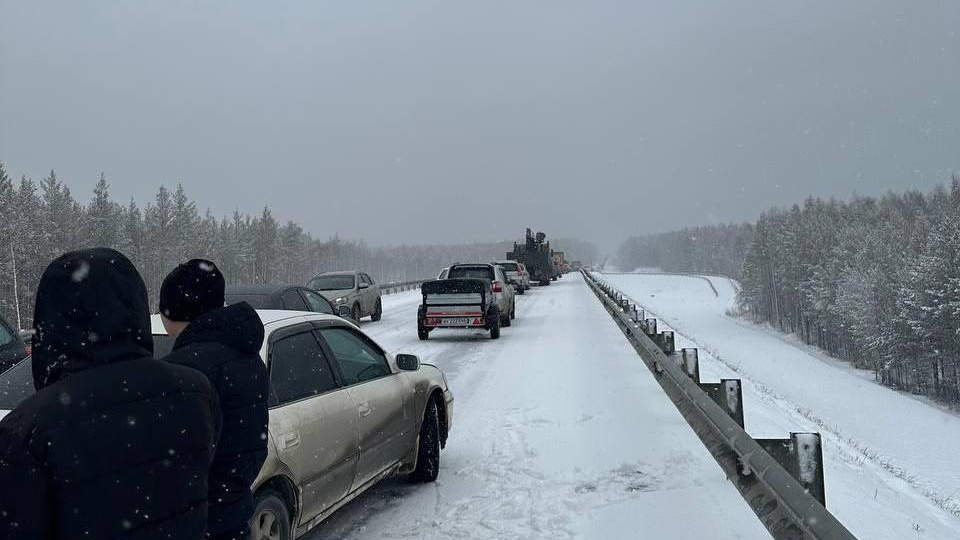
[441,317,472,325]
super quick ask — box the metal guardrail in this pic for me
[379,279,426,295]
[581,271,856,540]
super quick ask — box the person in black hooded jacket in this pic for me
[0,248,222,540]
[158,259,269,540]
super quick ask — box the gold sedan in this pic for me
[151,310,453,540]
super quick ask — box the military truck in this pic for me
[507,228,557,286]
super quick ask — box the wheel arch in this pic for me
[255,474,300,528]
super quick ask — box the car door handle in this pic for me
[279,431,301,449]
[358,403,372,418]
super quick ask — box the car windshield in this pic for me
[308,275,355,290]
[0,358,34,410]
[224,294,270,309]
[448,267,494,280]
[496,262,518,272]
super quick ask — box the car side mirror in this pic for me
[338,305,353,318]
[396,354,420,371]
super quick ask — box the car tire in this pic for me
[488,307,501,339]
[510,302,516,320]
[418,325,430,341]
[502,309,511,327]
[371,298,383,321]
[517,285,525,295]
[410,399,441,482]
[251,490,291,540]
[352,303,362,322]
[539,279,549,286]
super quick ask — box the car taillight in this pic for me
[24,345,31,356]
[492,280,503,293]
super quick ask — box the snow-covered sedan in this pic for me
[0,311,454,540]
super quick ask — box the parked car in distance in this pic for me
[225,285,349,318]
[447,263,516,324]
[0,312,455,540]
[308,271,383,322]
[491,260,527,295]
[0,315,28,375]
[517,263,531,291]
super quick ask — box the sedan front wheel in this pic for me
[410,399,441,482]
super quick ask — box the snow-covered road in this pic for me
[305,277,770,540]
[605,272,960,540]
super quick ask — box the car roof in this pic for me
[150,309,345,335]
[451,263,494,268]
[312,270,358,277]
[225,284,302,295]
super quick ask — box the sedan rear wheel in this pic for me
[371,298,383,321]
[251,491,290,540]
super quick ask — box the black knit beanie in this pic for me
[159,259,225,322]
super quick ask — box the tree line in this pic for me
[616,223,754,279]
[0,162,596,328]
[617,178,960,407]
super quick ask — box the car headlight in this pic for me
[334,297,346,304]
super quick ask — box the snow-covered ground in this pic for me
[604,272,960,540]
[305,277,771,540]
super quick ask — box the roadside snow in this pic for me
[605,272,960,540]
[306,278,770,540]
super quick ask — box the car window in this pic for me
[497,262,519,272]
[0,357,33,410]
[301,289,334,314]
[448,266,494,281]
[365,274,375,285]
[319,327,390,386]
[269,331,338,405]
[281,289,309,311]
[0,322,12,347]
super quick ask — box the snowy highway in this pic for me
[304,276,770,540]
[605,273,960,540]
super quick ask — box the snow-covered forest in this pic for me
[0,162,596,327]
[617,178,960,406]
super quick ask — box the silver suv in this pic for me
[308,271,382,322]
[446,263,516,325]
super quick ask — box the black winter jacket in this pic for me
[163,302,268,540]
[0,248,222,540]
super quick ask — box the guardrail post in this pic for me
[755,433,827,506]
[699,379,744,427]
[680,348,700,382]
[644,318,658,336]
[659,330,676,354]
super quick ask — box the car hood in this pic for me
[317,288,355,301]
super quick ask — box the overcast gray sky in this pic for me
[2,1,958,254]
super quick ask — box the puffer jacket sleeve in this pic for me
[0,419,50,540]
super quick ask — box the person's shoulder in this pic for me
[166,340,260,371]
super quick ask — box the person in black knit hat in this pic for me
[160,259,269,540]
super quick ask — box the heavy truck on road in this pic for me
[507,228,557,286]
